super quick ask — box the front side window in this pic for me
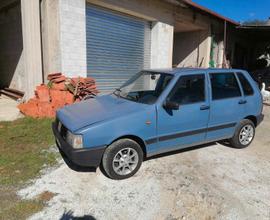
[115,71,173,104]
[237,72,254,96]
[210,73,241,100]
[167,74,205,105]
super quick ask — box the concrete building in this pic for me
[0,0,239,99]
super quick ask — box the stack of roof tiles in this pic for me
[18,73,98,118]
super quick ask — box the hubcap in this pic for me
[239,124,254,145]
[112,148,139,176]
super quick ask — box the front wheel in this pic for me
[229,119,255,148]
[102,139,143,180]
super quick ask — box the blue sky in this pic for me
[192,0,270,23]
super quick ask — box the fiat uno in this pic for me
[52,68,264,179]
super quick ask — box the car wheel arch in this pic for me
[106,135,147,159]
[244,115,257,127]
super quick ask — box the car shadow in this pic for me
[59,210,96,220]
[59,140,234,173]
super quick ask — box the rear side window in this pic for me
[237,73,254,96]
[168,74,205,105]
[210,73,241,100]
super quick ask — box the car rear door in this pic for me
[206,71,245,141]
[152,72,210,155]
[236,71,262,117]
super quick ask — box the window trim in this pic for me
[209,72,242,101]
[236,72,254,97]
[166,73,206,106]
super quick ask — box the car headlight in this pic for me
[66,131,83,149]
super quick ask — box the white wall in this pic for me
[151,22,174,68]
[59,0,87,77]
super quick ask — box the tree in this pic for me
[242,19,268,26]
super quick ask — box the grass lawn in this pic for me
[0,117,58,219]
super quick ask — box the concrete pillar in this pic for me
[59,0,87,78]
[40,0,62,82]
[21,0,43,100]
[151,22,174,68]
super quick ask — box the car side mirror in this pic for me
[163,101,179,110]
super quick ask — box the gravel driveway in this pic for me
[19,108,270,220]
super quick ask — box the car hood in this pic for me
[57,95,148,132]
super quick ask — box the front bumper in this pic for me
[256,113,264,126]
[52,122,106,167]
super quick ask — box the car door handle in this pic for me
[200,105,210,110]
[238,100,247,104]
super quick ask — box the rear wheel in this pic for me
[102,139,143,180]
[229,119,255,148]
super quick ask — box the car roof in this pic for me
[144,68,245,75]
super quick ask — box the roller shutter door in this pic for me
[86,5,151,93]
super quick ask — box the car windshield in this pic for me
[113,71,173,104]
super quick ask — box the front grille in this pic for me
[55,118,59,127]
[56,118,68,140]
[60,124,68,140]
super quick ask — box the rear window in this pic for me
[210,73,241,100]
[237,72,254,96]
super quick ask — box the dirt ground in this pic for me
[19,107,270,220]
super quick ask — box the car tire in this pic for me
[229,119,255,149]
[102,139,143,180]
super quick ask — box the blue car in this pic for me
[52,68,264,179]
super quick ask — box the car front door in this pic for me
[154,72,210,154]
[206,71,245,141]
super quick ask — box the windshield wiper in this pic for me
[113,88,121,98]
[113,88,138,102]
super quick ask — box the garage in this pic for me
[86,5,151,93]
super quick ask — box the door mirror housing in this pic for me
[163,101,179,110]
